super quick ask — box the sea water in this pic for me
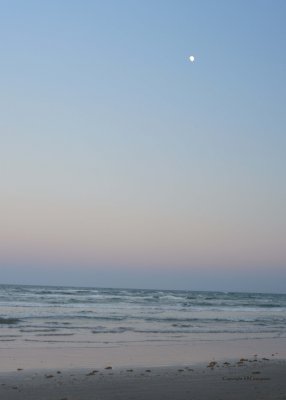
[0,284,285,349]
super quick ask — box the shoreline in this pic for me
[1,336,286,372]
[1,357,285,400]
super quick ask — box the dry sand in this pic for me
[1,357,286,400]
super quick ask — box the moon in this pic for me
[189,55,195,63]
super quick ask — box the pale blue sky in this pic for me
[0,1,285,292]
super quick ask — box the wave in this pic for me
[1,284,286,345]
[90,326,282,335]
[3,313,286,326]
[0,317,21,324]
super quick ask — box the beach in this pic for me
[1,357,286,400]
[1,336,286,399]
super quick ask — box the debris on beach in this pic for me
[207,361,217,369]
[86,370,98,376]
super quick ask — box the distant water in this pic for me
[0,284,286,348]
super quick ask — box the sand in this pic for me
[1,336,286,372]
[1,337,286,399]
[1,357,286,400]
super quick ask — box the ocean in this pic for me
[0,284,286,349]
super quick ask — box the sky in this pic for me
[0,0,285,292]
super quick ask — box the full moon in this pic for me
[189,55,195,63]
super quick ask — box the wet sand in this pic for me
[1,357,286,400]
[1,336,286,372]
